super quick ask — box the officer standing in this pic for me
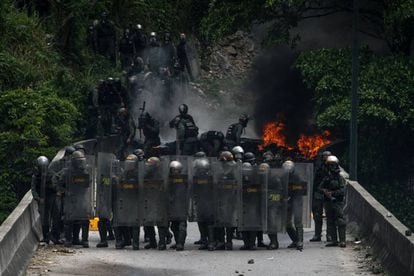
[113,154,141,250]
[114,107,136,160]
[132,24,147,58]
[176,33,194,81]
[311,150,331,242]
[320,156,346,247]
[31,156,61,244]
[139,111,161,157]
[168,161,188,251]
[199,131,225,157]
[225,114,249,149]
[161,32,176,71]
[86,25,97,54]
[95,12,117,65]
[283,160,304,251]
[145,32,161,74]
[119,28,135,70]
[169,104,199,155]
[53,151,91,248]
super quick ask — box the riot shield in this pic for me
[139,158,168,227]
[238,165,268,231]
[189,157,214,222]
[96,152,116,219]
[212,160,242,227]
[289,163,313,228]
[111,160,140,226]
[63,156,94,221]
[266,168,289,234]
[167,156,191,221]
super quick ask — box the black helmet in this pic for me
[74,144,86,153]
[244,152,255,163]
[71,150,87,169]
[133,149,145,161]
[179,104,188,115]
[65,146,76,157]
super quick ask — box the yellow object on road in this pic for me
[89,217,99,231]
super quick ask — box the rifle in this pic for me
[138,101,146,139]
[319,188,337,202]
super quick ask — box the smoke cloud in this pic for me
[247,46,315,144]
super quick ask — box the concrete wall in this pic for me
[345,180,414,276]
[0,191,41,276]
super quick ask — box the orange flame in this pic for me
[297,131,331,159]
[259,122,293,151]
[260,122,332,159]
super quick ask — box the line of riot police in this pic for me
[32,144,346,251]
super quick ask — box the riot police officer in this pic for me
[31,156,61,244]
[114,107,136,160]
[199,131,225,157]
[169,104,199,155]
[311,150,331,242]
[139,111,161,157]
[283,160,304,251]
[86,25,97,54]
[320,155,346,247]
[132,24,147,58]
[225,113,249,148]
[168,161,188,251]
[244,152,256,165]
[145,32,162,74]
[54,151,91,248]
[95,12,117,64]
[231,146,244,162]
[209,151,238,251]
[161,32,176,71]
[113,154,141,250]
[119,28,135,70]
[176,33,194,81]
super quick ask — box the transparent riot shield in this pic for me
[238,165,268,231]
[189,157,214,222]
[63,155,94,221]
[167,156,191,221]
[212,160,242,227]
[96,152,116,219]
[289,163,314,228]
[139,158,169,227]
[266,168,289,234]
[111,159,140,226]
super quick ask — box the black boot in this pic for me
[225,227,233,250]
[72,223,81,245]
[267,234,279,250]
[311,220,322,242]
[207,226,216,251]
[114,228,125,249]
[326,224,338,247]
[132,227,140,250]
[107,221,115,240]
[296,227,303,251]
[158,227,167,250]
[286,227,297,248]
[123,227,132,246]
[338,225,346,248]
[64,222,73,248]
[97,219,108,248]
[256,231,266,248]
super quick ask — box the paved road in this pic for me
[27,223,378,276]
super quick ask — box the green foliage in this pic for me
[296,48,414,229]
[200,0,266,42]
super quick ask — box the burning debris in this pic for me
[259,121,332,160]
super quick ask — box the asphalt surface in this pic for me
[27,222,378,276]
